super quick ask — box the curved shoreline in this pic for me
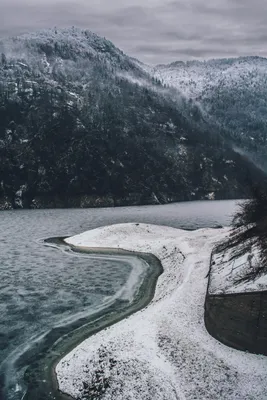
[56,223,267,400]
[22,239,163,400]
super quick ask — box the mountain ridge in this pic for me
[157,55,267,67]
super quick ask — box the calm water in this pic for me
[0,200,240,399]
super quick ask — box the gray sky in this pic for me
[1,0,266,64]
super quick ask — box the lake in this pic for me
[0,200,240,399]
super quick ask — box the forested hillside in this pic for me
[0,28,265,209]
[153,57,267,170]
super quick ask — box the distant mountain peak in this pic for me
[0,27,125,63]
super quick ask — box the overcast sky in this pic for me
[0,0,266,64]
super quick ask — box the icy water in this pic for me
[0,200,240,400]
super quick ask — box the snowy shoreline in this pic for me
[21,240,162,400]
[57,223,267,400]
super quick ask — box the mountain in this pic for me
[0,28,265,209]
[152,57,267,170]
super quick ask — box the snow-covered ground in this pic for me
[56,223,267,400]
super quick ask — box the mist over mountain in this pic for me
[0,28,265,209]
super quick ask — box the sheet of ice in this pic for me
[57,224,267,400]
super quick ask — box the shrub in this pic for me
[233,179,267,271]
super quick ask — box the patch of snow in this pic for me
[7,82,18,94]
[14,184,27,208]
[24,88,33,95]
[68,91,79,98]
[17,61,28,68]
[166,120,175,129]
[177,144,187,156]
[207,192,215,200]
[56,223,267,400]
[25,80,37,85]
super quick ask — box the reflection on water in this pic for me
[0,200,240,399]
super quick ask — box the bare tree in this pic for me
[232,179,267,273]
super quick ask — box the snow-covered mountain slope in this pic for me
[152,57,267,99]
[151,57,267,169]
